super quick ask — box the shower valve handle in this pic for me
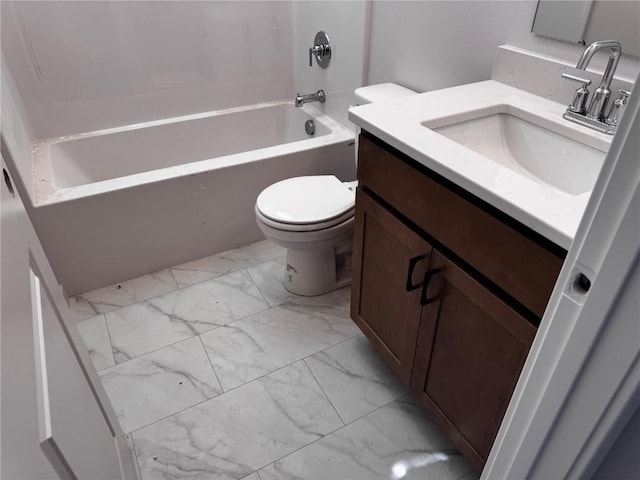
[308,31,331,68]
[309,44,331,67]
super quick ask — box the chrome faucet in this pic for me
[295,89,325,108]
[575,40,621,119]
[561,40,630,134]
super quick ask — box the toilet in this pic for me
[255,83,417,296]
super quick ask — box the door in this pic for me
[0,157,135,479]
[350,189,432,385]
[411,249,536,472]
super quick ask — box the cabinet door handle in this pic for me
[406,254,427,292]
[420,267,444,305]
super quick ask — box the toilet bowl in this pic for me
[255,175,356,296]
[255,83,416,296]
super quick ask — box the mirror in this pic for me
[532,0,640,58]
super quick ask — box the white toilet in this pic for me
[255,83,416,296]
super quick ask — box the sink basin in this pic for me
[425,110,606,196]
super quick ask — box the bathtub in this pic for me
[30,101,355,295]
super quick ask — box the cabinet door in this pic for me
[351,190,432,385]
[411,249,536,472]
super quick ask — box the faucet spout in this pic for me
[575,40,621,91]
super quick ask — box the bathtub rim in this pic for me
[31,102,354,207]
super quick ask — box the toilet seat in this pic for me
[256,176,355,232]
[256,206,354,232]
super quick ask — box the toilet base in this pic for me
[283,245,351,296]
[255,207,354,297]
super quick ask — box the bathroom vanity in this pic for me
[347,53,620,472]
[350,132,565,472]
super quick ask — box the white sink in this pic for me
[425,110,606,196]
[349,80,614,248]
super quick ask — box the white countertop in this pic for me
[348,80,612,249]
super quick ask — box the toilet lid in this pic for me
[256,175,355,225]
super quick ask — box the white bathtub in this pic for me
[30,101,355,295]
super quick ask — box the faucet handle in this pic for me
[561,73,592,86]
[562,73,592,114]
[605,89,632,127]
[617,89,631,100]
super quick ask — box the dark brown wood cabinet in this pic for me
[350,132,565,473]
[350,189,432,385]
[411,249,536,471]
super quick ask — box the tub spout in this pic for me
[295,90,325,108]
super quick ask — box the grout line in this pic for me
[100,313,118,370]
[69,297,103,322]
[98,267,294,369]
[303,358,346,426]
[70,300,117,323]
[211,332,361,397]
[198,334,225,393]
[76,268,180,316]
[100,285,279,370]
[92,246,473,477]
[101,300,355,383]
[127,433,143,480]
[126,391,222,436]
[101,329,218,370]
[250,393,407,474]
[71,241,281,317]
[244,267,273,307]
[170,261,236,290]
[119,340,439,475]
[203,279,349,334]
[245,265,280,308]
[169,247,285,292]
[124,350,320,436]
[166,267,180,291]
[125,334,359,437]
[76,251,286,325]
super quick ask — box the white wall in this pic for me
[1,1,294,138]
[291,1,367,131]
[1,0,368,139]
[1,63,36,199]
[367,0,639,93]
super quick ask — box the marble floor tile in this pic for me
[200,294,360,391]
[330,286,352,308]
[458,470,480,480]
[132,361,343,480]
[77,314,116,371]
[107,270,270,362]
[305,335,408,423]
[100,336,222,433]
[259,396,474,480]
[171,240,285,288]
[69,269,178,321]
[246,258,297,307]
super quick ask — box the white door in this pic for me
[1,156,136,479]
